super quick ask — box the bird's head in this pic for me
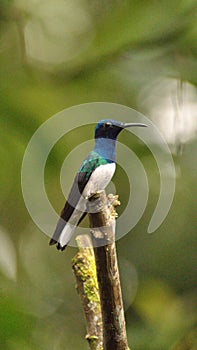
[95,119,147,140]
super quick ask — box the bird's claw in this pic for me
[86,190,104,200]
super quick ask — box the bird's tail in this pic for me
[49,211,87,251]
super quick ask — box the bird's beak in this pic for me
[122,122,147,128]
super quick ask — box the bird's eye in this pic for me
[104,122,112,128]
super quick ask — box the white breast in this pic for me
[83,163,116,198]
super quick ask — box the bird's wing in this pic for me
[49,151,105,250]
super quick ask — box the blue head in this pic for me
[95,119,147,140]
[94,119,147,161]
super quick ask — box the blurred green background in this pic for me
[0,1,197,349]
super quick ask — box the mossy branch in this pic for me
[72,234,103,350]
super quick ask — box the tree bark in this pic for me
[87,191,130,350]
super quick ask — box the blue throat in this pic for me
[94,138,116,162]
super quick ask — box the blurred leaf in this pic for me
[0,296,35,346]
[0,227,17,280]
[169,328,197,350]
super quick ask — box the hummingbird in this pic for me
[49,119,147,251]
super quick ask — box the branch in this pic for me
[72,234,103,350]
[87,191,130,350]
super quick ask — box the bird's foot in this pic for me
[86,190,104,200]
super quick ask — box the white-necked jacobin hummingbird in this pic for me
[49,119,147,251]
